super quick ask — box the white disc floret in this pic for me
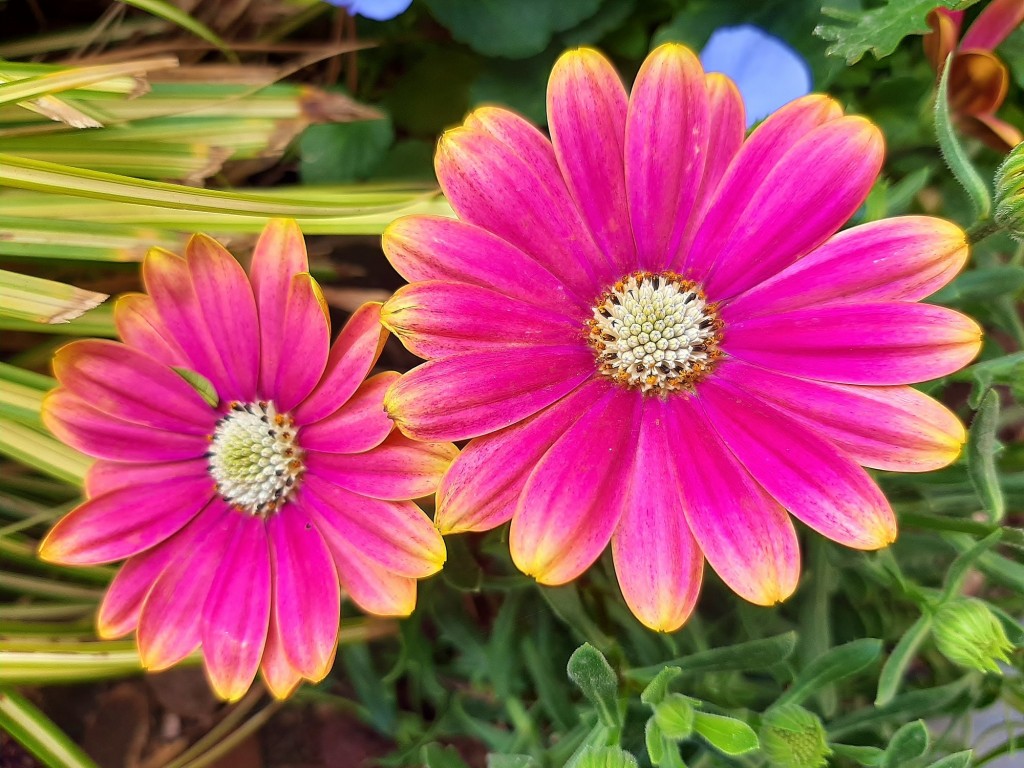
[207,401,303,516]
[589,271,721,394]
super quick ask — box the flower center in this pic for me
[588,271,721,394]
[207,401,303,516]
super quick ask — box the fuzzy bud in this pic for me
[653,693,695,740]
[933,598,1014,673]
[758,704,831,768]
[994,141,1024,240]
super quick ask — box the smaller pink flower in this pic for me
[40,220,455,701]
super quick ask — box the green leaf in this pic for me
[422,0,602,58]
[627,631,797,683]
[653,695,694,741]
[966,390,1005,522]
[172,367,219,408]
[778,638,883,707]
[942,530,1004,602]
[924,750,973,768]
[0,268,106,324]
[881,720,930,768]
[422,744,472,768]
[0,417,90,485]
[876,615,934,707]
[573,746,638,768]
[832,743,885,765]
[691,712,759,756]
[299,118,395,184]
[567,643,621,730]
[645,718,665,765]
[640,666,681,707]
[0,688,100,768]
[931,267,1024,304]
[815,1,981,65]
[118,0,236,60]
[935,51,993,220]
[487,756,539,768]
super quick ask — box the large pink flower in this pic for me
[380,45,981,632]
[40,220,455,700]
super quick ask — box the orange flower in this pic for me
[924,0,1024,152]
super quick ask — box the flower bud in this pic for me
[933,598,1014,673]
[653,693,694,740]
[994,141,1024,240]
[758,704,831,768]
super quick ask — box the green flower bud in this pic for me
[653,693,694,740]
[994,141,1024,240]
[933,598,1014,674]
[758,704,831,768]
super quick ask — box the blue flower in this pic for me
[325,0,413,21]
[700,25,811,127]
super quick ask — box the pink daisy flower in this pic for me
[40,220,455,700]
[380,45,982,632]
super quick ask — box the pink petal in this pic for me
[678,94,842,278]
[137,502,233,671]
[436,379,606,534]
[85,458,208,498]
[271,273,331,412]
[260,600,303,700]
[383,216,587,311]
[668,397,800,605]
[611,396,703,632]
[201,513,271,702]
[96,535,179,638]
[306,431,456,501]
[43,389,209,463]
[435,122,603,299]
[53,339,214,433]
[268,504,340,681]
[625,43,709,270]
[300,476,445,579]
[724,217,969,320]
[185,234,260,402]
[142,247,238,400]
[385,347,595,442]
[300,372,396,454]
[39,470,214,565]
[694,73,745,221]
[114,293,188,369]
[510,385,642,585]
[699,378,897,550]
[249,220,310,399]
[724,302,983,385]
[961,0,1024,50]
[382,281,580,359]
[327,536,417,617]
[294,303,387,425]
[702,117,885,300]
[547,48,634,276]
[715,359,966,472]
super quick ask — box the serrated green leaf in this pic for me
[881,720,930,768]
[691,712,759,756]
[815,1,981,65]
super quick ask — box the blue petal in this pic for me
[700,25,812,128]
[325,0,413,21]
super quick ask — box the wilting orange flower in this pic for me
[925,0,1024,152]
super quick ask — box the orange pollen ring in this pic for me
[587,270,722,394]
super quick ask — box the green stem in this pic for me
[967,219,1004,245]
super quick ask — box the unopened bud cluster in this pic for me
[995,141,1024,240]
[933,598,1014,674]
[758,704,832,768]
